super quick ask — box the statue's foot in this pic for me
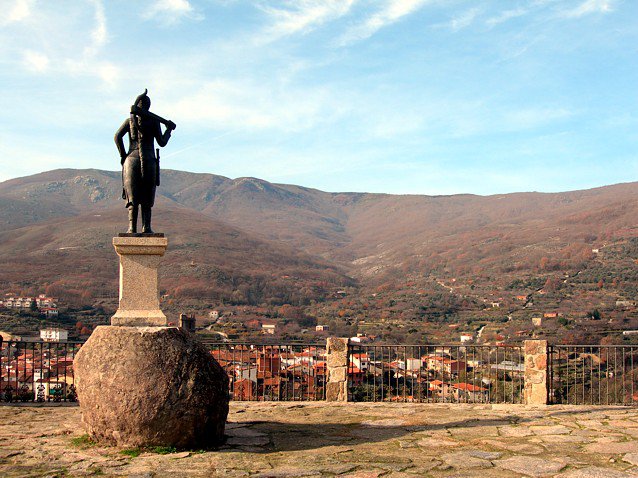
[141,227,153,234]
[127,227,136,234]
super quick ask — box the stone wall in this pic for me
[325,337,349,401]
[523,339,548,405]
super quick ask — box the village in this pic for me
[1,336,525,404]
[209,340,528,403]
[0,293,59,317]
[1,289,636,406]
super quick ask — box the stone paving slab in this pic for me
[1,402,638,477]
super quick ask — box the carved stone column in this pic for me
[110,235,168,326]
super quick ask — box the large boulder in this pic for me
[74,326,229,448]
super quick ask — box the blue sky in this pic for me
[0,0,636,195]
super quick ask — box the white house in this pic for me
[350,334,371,343]
[405,357,422,372]
[35,294,57,308]
[351,353,370,371]
[40,328,68,343]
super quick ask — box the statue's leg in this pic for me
[141,205,153,234]
[127,205,138,233]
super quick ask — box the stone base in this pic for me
[74,326,229,449]
[110,310,167,326]
[111,236,168,327]
[118,232,165,237]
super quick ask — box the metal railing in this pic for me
[6,338,638,406]
[549,345,638,405]
[207,342,327,401]
[0,340,83,402]
[348,344,525,403]
[1,340,328,403]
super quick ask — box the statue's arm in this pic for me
[114,120,129,163]
[154,120,172,148]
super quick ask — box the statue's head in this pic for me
[133,89,151,110]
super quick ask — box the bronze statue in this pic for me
[115,89,176,233]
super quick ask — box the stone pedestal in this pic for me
[111,235,167,326]
[75,233,230,448]
[74,326,229,448]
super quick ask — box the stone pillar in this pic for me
[179,313,196,332]
[111,235,168,326]
[326,337,349,402]
[524,339,548,405]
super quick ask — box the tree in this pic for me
[544,277,561,293]
[590,309,602,321]
[600,335,621,346]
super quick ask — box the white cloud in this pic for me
[560,0,615,18]
[169,78,348,132]
[261,0,356,38]
[144,0,202,24]
[503,107,573,130]
[64,58,120,88]
[486,7,530,27]
[96,62,119,86]
[49,0,118,87]
[22,50,49,72]
[87,0,108,55]
[339,0,430,45]
[0,0,33,25]
[449,7,481,32]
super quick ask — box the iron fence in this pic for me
[549,345,638,405]
[348,344,525,403]
[0,340,83,402]
[207,342,327,401]
[7,338,638,406]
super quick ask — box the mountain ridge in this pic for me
[2,168,638,340]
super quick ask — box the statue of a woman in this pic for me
[114,90,175,233]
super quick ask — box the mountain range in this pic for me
[1,169,637,319]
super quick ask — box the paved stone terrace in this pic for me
[2,402,638,477]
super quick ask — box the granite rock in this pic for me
[75,325,229,448]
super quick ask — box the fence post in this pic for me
[524,339,548,405]
[325,337,349,402]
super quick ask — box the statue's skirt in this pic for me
[122,152,157,208]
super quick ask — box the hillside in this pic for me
[0,195,353,309]
[1,168,638,343]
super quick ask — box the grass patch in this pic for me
[71,434,96,449]
[149,446,178,455]
[120,448,142,458]
[120,445,180,457]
